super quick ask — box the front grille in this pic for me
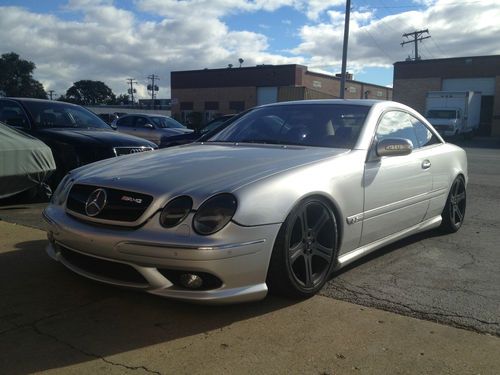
[67,184,153,222]
[59,246,148,285]
[114,146,154,156]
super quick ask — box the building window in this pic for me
[348,87,357,93]
[376,91,383,97]
[205,101,219,110]
[229,101,245,111]
[180,102,193,110]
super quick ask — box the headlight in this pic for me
[50,173,74,205]
[160,196,193,228]
[193,193,237,235]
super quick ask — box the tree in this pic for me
[0,52,47,98]
[113,94,130,105]
[65,80,116,105]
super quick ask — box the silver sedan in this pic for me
[43,100,467,303]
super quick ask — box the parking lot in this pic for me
[0,138,499,373]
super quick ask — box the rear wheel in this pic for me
[267,197,338,298]
[440,175,466,233]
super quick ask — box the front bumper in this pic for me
[43,205,281,303]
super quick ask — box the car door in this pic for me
[115,115,135,137]
[361,110,433,246]
[133,116,159,144]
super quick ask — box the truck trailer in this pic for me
[424,91,481,137]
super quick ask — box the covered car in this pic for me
[0,121,55,199]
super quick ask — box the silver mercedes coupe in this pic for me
[43,100,467,303]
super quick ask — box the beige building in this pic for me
[393,55,500,136]
[171,64,392,124]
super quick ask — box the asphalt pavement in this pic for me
[0,221,499,374]
[0,137,499,338]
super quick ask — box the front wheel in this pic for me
[440,175,466,233]
[267,197,338,298]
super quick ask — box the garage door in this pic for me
[442,78,495,95]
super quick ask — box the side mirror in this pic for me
[376,138,413,157]
[109,123,118,130]
[144,123,154,129]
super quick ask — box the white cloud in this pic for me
[292,0,500,74]
[0,0,498,98]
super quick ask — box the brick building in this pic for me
[393,55,500,136]
[170,64,392,124]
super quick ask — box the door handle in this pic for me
[422,160,431,169]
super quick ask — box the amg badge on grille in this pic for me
[121,195,143,204]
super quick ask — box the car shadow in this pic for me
[0,239,301,374]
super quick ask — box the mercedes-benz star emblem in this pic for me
[85,188,107,217]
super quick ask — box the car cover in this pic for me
[0,122,56,199]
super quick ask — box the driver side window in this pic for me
[376,111,419,149]
[134,116,149,128]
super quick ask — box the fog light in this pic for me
[179,273,203,289]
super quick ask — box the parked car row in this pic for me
[0,98,157,189]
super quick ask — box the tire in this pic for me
[267,197,338,298]
[440,175,466,233]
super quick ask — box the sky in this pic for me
[1,0,499,99]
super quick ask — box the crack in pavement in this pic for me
[0,296,164,374]
[323,280,500,336]
[31,323,163,375]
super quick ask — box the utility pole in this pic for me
[147,74,159,110]
[126,78,137,105]
[401,29,431,61]
[340,0,351,99]
[48,90,56,100]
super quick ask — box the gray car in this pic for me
[112,114,193,145]
[43,100,467,303]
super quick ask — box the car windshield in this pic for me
[22,101,110,129]
[150,116,186,129]
[201,118,230,134]
[426,110,458,119]
[208,104,370,149]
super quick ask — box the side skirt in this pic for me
[334,215,442,271]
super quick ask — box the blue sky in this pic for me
[0,0,498,98]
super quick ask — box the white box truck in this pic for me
[424,91,481,137]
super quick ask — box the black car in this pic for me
[160,114,235,148]
[0,98,157,186]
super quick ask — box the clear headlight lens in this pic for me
[160,196,193,228]
[50,173,74,205]
[193,193,237,235]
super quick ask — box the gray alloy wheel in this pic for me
[267,197,338,298]
[440,175,466,233]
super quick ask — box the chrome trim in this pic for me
[113,146,154,157]
[120,239,266,251]
[347,188,447,224]
[66,209,148,227]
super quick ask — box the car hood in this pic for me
[73,143,348,201]
[37,128,157,147]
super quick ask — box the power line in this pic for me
[126,78,138,105]
[147,74,159,110]
[401,29,431,60]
